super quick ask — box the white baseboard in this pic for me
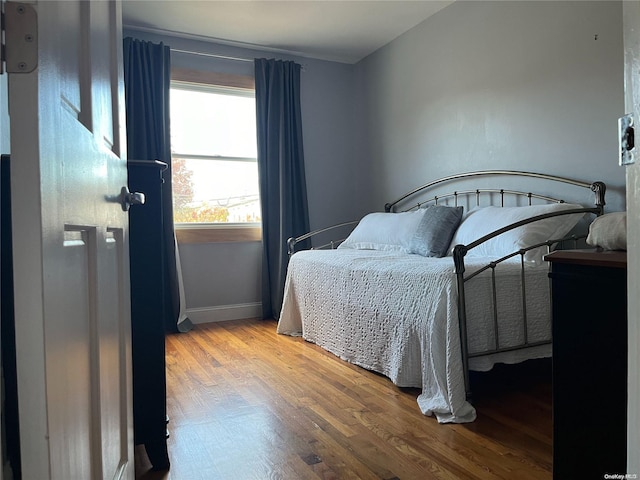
[185,302,262,324]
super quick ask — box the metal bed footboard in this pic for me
[388,171,607,400]
[452,207,603,400]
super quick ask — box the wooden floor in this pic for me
[135,318,552,480]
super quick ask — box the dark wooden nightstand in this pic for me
[128,160,170,470]
[546,249,627,479]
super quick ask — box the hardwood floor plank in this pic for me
[136,319,552,479]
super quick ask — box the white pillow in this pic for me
[448,203,586,264]
[586,212,627,250]
[338,210,426,253]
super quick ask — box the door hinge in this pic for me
[1,1,37,75]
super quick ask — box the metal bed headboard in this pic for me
[288,170,606,255]
[384,169,606,213]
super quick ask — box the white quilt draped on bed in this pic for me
[277,249,551,424]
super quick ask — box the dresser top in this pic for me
[545,249,627,269]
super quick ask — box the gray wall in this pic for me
[0,75,9,153]
[123,28,363,320]
[357,0,626,212]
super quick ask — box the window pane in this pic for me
[170,87,257,158]
[173,157,261,224]
[170,82,260,225]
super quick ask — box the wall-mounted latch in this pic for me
[619,113,635,166]
[1,2,38,75]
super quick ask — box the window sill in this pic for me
[175,224,262,244]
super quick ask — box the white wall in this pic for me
[357,0,626,212]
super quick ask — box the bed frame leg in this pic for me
[453,245,473,401]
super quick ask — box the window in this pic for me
[170,81,260,227]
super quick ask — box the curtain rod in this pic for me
[169,47,307,71]
[170,48,253,63]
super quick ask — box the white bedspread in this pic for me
[277,249,551,423]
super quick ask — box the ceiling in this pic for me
[121,1,453,64]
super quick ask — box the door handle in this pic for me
[119,186,146,211]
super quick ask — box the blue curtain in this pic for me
[255,58,310,320]
[123,37,180,333]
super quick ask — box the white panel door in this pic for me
[8,1,133,479]
[623,0,640,472]
[0,72,8,480]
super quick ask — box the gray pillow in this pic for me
[409,205,464,257]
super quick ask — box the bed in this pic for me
[277,170,606,423]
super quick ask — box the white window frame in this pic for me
[170,72,261,243]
